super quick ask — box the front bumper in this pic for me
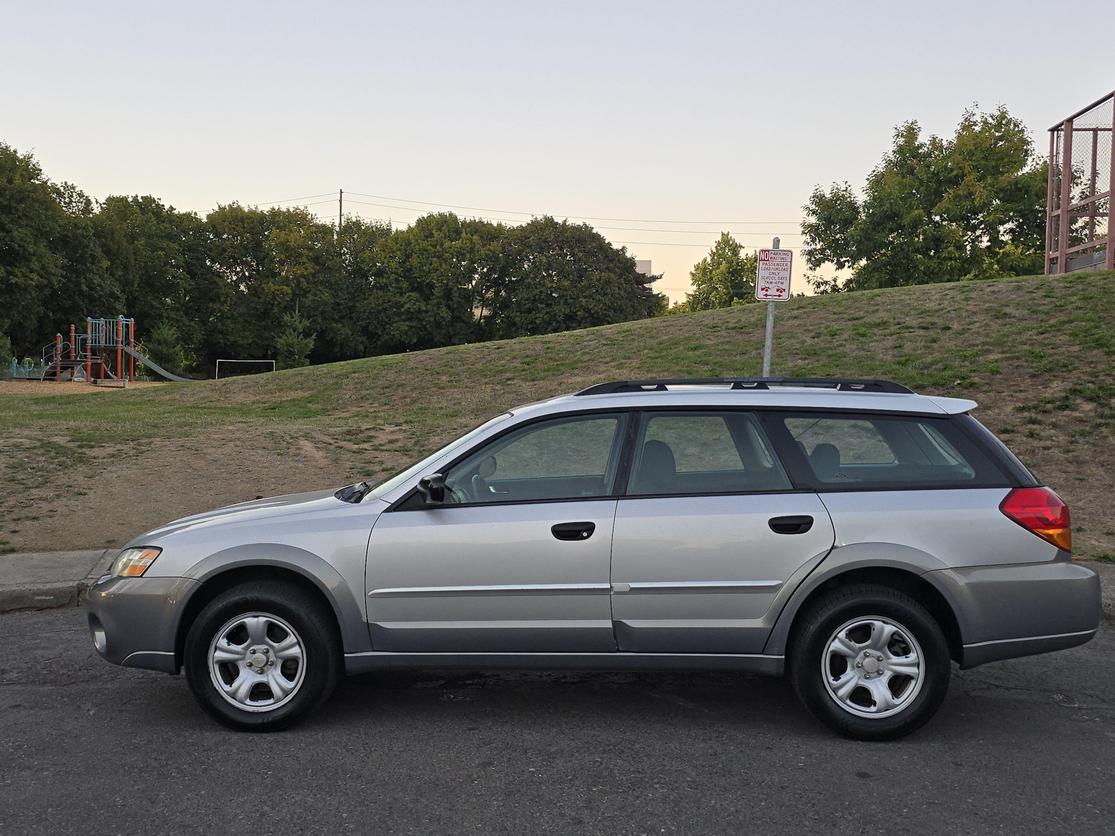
[86,574,199,674]
[927,559,1101,668]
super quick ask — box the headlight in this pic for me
[110,547,162,577]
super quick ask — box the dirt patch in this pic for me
[295,437,332,469]
[0,426,360,552]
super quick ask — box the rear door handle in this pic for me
[551,521,596,541]
[769,515,814,535]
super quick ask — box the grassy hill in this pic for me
[1,270,1113,559]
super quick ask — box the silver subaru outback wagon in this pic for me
[87,378,1100,739]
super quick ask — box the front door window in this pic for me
[443,414,626,504]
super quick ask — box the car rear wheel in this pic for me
[790,583,950,740]
[184,580,340,731]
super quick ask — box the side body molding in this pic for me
[183,543,373,655]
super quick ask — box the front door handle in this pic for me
[551,521,596,541]
[769,514,814,535]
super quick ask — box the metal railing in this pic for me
[1046,90,1114,273]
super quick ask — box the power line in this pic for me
[340,198,802,237]
[259,188,802,228]
[318,203,806,250]
[610,240,804,250]
[255,192,336,206]
[342,198,528,226]
[343,190,798,226]
[260,199,337,211]
[580,225,803,237]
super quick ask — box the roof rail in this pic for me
[574,377,914,396]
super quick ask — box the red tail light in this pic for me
[999,487,1071,552]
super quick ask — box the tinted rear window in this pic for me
[958,415,1039,486]
[778,412,1012,490]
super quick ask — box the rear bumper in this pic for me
[86,574,198,674]
[959,628,1097,668]
[926,559,1101,668]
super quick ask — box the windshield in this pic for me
[358,412,513,501]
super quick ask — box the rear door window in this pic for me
[629,411,791,495]
[780,413,1010,489]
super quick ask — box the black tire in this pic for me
[184,580,341,731]
[789,583,951,741]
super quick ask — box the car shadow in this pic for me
[320,668,897,739]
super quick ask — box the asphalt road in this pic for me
[1,609,1113,835]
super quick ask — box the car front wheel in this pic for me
[790,583,951,740]
[184,580,340,731]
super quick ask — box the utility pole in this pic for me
[761,236,779,377]
[338,188,343,236]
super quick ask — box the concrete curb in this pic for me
[0,549,114,613]
[80,549,116,599]
[1092,560,1115,622]
[0,550,1111,618]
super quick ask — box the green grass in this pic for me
[2,270,1113,557]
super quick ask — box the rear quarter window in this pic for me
[778,412,1012,490]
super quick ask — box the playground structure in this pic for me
[8,316,193,384]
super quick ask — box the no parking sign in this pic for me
[755,248,793,300]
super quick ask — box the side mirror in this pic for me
[417,473,447,505]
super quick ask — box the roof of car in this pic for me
[511,379,977,419]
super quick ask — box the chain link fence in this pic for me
[1046,90,1114,273]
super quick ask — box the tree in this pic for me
[362,213,496,354]
[486,217,665,338]
[332,215,393,359]
[0,144,61,352]
[142,321,187,375]
[93,195,210,367]
[274,307,315,369]
[0,144,118,354]
[685,233,757,311]
[202,203,275,364]
[802,106,1047,290]
[264,207,347,363]
[662,299,691,315]
[200,204,341,368]
[49,183,118,330]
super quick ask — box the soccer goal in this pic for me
[215,359,277,379]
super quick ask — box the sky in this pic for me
[2,0,1113,302]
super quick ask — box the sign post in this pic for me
[756,238,792,377]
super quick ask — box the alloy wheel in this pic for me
[821,615,925,719]
[207,612,307,712]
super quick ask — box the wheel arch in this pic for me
[764,546,967,663]
[173,546,371,671]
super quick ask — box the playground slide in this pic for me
[121,346,195,382]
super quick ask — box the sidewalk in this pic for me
[0,548,1111,618]
[0,549,114,613]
